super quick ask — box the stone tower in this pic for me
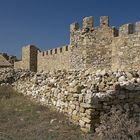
[14,45,39,72]
[22,45,39,72]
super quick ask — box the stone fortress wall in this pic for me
[3,16,140,133]
[14,16,140,72]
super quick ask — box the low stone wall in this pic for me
[2,68,137,133]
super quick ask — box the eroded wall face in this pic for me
[86,44,112,70]
[70,16,116,47]
[70,45,87,70]
[112,35,140,71]
[70,27,115,47]
[70,27,114,70]
[70,16,116,70]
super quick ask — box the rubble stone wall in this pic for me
[1,68,139,133]
[11,69,140,132]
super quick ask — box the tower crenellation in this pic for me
[100,16,109,27]
[135,21,140,33]
[70,22,80,32]
[119,23,134,36]
[83,16,94,29]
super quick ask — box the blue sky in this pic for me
[0,0,140,57]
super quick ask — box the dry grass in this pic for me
[0,86,90,140]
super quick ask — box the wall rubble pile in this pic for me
[1,68,139,132]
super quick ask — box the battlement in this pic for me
[70,16,110,32]
[135,22,140,33]
[70,23,80,32]
[83,16,93,29]
[70,16,116,46]
[114,21,140,37]
[119,23,134,36]
[14,16,140,72]
[100,16,109,27]
[38,45,70,57]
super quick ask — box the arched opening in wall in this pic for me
[66,46,68,51]
[60,48,62,53]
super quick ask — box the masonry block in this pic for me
[135,22,140,33]
[119,24,134,36]
[48,50,53,55]
[83,16,93,29]
[70,22,80,32]
[100,16,109,27]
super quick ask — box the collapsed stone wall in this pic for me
[1,68,139,133]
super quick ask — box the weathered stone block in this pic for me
[83,16,93,29]
[100,16,109,27]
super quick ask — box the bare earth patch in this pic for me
[0,86,92,140]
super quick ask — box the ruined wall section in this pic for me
[111,22,140,71]
[11,70,140,133]
[37,45,71,72]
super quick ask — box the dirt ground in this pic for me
[0,86,93,140]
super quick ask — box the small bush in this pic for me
[94,107,140,140]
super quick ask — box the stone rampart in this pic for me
[13,16,140,73]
